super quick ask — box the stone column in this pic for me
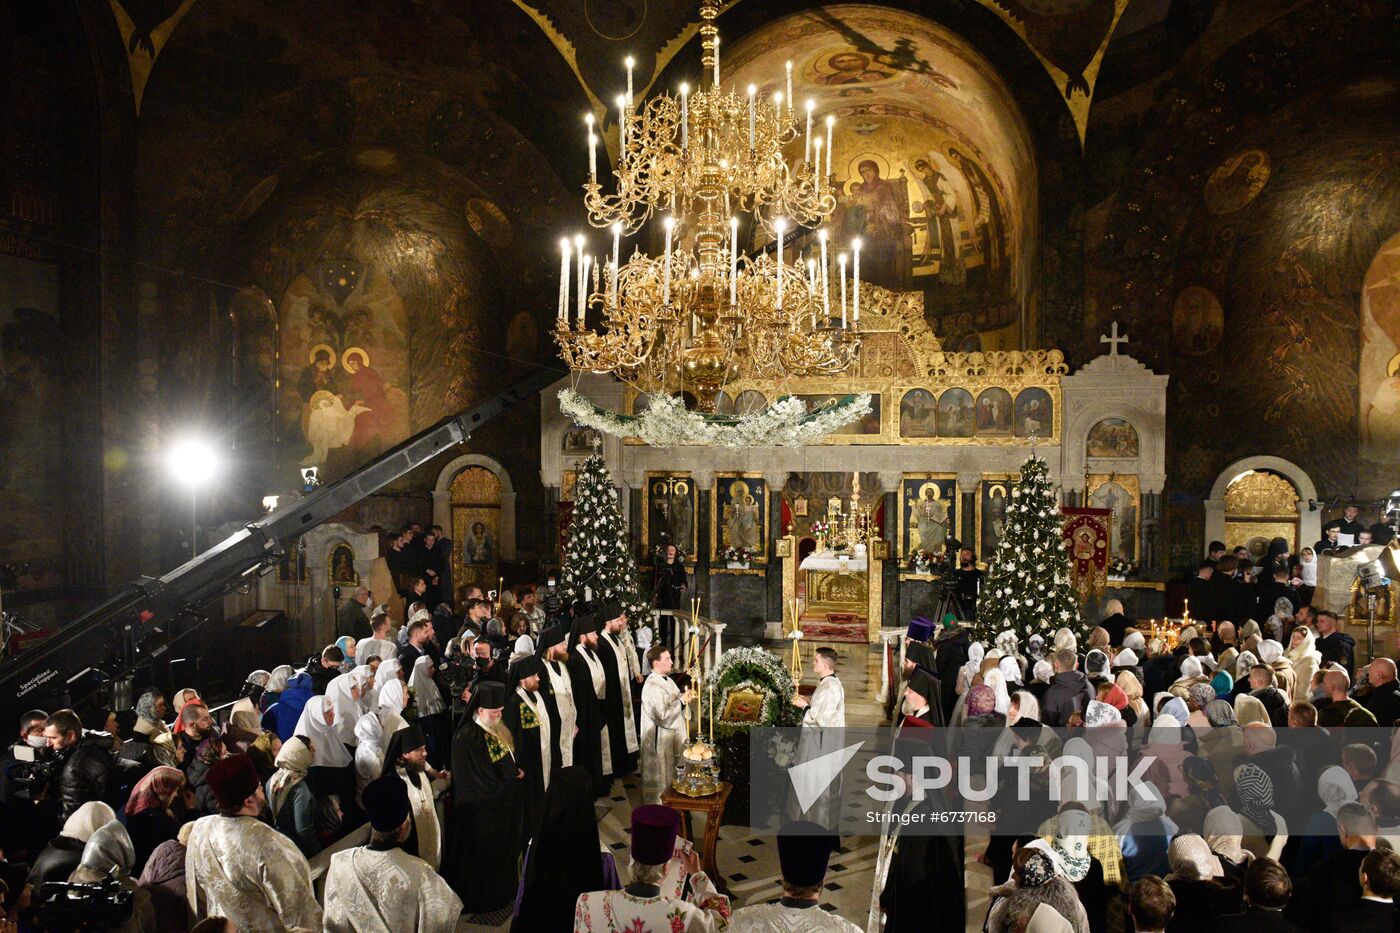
[764,473,788,626]
[958,472,981,552]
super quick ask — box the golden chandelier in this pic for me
[553,0,863,412]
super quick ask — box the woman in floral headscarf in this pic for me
[123,766,185,874]
[987,847,1091,933]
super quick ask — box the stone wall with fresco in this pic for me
[1079,0,1400,569]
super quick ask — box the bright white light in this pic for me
[166,437,221,487]
[261,495,280,512]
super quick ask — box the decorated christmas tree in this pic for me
[973,455,1087,643]
[560,452,649,625]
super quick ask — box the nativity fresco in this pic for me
[278,262,411,477]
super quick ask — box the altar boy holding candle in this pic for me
[640,644,694,804]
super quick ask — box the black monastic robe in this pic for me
[566,647,607,796]
[593,634,635,779]
[503,689,549,839]
[444,719,524,913]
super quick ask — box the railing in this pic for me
[651,609,727,680]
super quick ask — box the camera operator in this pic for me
[540,577,566,630]
[2,709,57,862]
[42,709,117,821]
[952,547,983,620]
[1,709,48,805]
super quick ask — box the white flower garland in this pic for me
[559,388,873,448]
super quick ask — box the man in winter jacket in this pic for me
[42,708,116,819]
[1043,648,1094,726]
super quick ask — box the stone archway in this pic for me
[1205,456,1320,558]
[434,453,516,564]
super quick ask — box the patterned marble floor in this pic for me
[460,640,992,931]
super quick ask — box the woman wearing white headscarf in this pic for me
[323,672,363,747]
[999,655,1024,687]
[1163,833,1239,929]
[1255,639,1295,698]
[1171,655,1209,699]
[376,677,410,735]
[408,655,445,717]
[1233,693,1270,728]
[984,666,1012,716]
[1053,627,1078,656]
[266,735,320,858]
[408,654,448,765]
[350,664,376,714]
[352,711,386,795]
[30,800,118,887]
[996,629,1021,663]
[1202,805,1253,878]
[293,695,352,768]
[1285,626,1321,702]
[371,657,402,707]
[1114,783,1176,882]
[1233,650,1258,683]
[958,642,986,696]
[1292,765,1358,876]
[70,821,157,933]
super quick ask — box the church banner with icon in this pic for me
[1062,507,1111,601]
[713,473,768,563]
[899,474,958,564]
[977,475,1014,561]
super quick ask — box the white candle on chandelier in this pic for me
[680,83,690,149]
[729,216,739,305]
[558,238,571,322]
[747,85,756,149]
[585,114,596,177]
[577,251,590,324]
[814,136,823,186]
[852,237,862,323]
[824,114,834,179]
[713,34,720,87]
[818,228,829,322]
[662,216,675,305]
[775,218,787,309]
[804,99,814,165]
[838,253,848,328]
[610,222,622,304]
[785,61,793,118]
[617,95,628,151]
[807,257,817,329]
[625,56,635,111]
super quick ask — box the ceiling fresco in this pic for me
[724,6,1036,331]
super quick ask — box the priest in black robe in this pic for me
[534,624,569,773]
[594,601,638,780]
[877,718,965,932]
[443,682,524,914]
[504,655,552,839]
[566,613,609,797]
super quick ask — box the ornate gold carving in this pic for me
[1224,471,1299,518]
[621,281,1067,447]
[809,569,868,608]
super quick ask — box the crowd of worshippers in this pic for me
[1186,504,1394,629]
[0,585,838,932]
[886,582,1400,932]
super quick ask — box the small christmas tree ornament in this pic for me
[560,453,648,625]
[973,454,1087,644]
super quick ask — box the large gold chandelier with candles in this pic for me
[553,0,864,413]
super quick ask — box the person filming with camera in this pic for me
[42,709,117,821]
